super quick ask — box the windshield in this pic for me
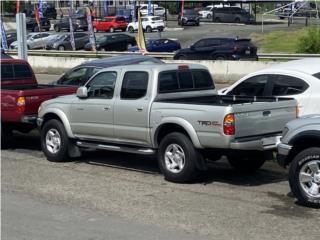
[203,7,211,11]
[313,72,320,79]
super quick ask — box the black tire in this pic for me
[146,26,152,33]
[41,119,70,162]
[234,17,240,23]
[215,17,221,22]
[1,124,13,149]
[128,26,134,33]
[54,25,60,32]
[195,21,200,26]
[158,132,200,183]
[227,152,266,173]
[207,14,212,19]
[289,147,320,208]
[177,55,187,60]
[58,45,65,51]
[214,55,225,60]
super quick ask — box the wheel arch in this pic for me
[286,132,320,165]
[41,109,74,138]
[153,118,202,149]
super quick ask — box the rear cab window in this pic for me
[313,72,320,80]
[1,63,33,81]
[158,69,214,93]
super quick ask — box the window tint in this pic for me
[228,75,268,96]
[271,75,309,96]
[14,64,33,79]
[116,17,125,22]
[121,71,148,99]
[58,67,87,85]
[1,64,14,80]
[313,72,320,80]
[158,70,214,93]
[87,71,117,99]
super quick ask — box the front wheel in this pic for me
[128,26,134,33]
[158,132,200,183]
[58,45,65,51]
[146,26,152,33]
[41,119,70,162]
[289,147,320,207]
[227,152,266,173]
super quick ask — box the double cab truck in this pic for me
[277,115,320,207]
[37,64,297,183]
[1,58,77,147]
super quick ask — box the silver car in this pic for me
[10,32,57,50]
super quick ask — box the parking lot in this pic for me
[2,74,320,240]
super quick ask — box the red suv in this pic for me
[93,16,127,33]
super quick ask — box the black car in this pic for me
[212,7,255,23]
[42,4,57,19]
[84,34,136,51]
[46,33,89,50]
[5,32,17,46]
[54,17,88,32]
[174,38,258,60]
[178,9,200,26]
[53,55,164,86]
[26,17,51,32]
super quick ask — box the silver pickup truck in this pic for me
[38,64,297,182]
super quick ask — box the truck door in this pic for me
[70,71,118,140]
[114,71,151,146]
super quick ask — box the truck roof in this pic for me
[103,63,209,72]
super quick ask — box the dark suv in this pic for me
[212,7,254,23]
[26,18,51,32]
[173,38,258,60]
[54,17,88,32]
[178,9,200,26]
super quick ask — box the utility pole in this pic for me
[16,13,28,60]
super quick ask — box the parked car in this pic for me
[52,55,164,86]
[127,16,165,33]
[46,33,89,50]
[174,38,258,60]
[218,58,320,116]
[140,6,167,16]
[26,17,51,32]
[199,4,231,18]
[5,31,17,46]
[38,63,297,183]
[93,16,127,33]
[1,58,77,148]
[10,32,57,50]
[139,4,159,15]
[42,4,57,19]
[212,7,255,23]
[54,17,88,32]
[129,38,181,52]
[84,34,136,51]
[277,115,320,207]
[178,9,200,26]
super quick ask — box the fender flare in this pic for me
[153,117,203,149]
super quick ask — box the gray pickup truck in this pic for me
[277,115,320,207]
[37,64,297,182]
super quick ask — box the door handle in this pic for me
[76,108,84,111]
[136,107,143,112]
[103,106,111,111]
[263,110,271,116]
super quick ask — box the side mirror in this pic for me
[76,86,88,98]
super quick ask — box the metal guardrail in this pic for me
[6,50,320,61]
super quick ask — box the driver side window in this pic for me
[87,71,117,99]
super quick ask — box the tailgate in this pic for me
[233,100,297,139]
[23,86,77,115]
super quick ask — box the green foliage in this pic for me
[3,1,16,13]
[296,27,320,54]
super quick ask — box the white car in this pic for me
[10,32,57,50]
[127,16,165,33]
[218,58,320,116]
[140,6,166,16]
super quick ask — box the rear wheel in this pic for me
[54,25,60,32]
[207,14,212,19]
[146,26,152,33]
[289,147,320,207]
[215,17,221,22]
[1,124,13,149]
[177,55,187,60]
[109,27,114,33]
[58,45,65,51]
[214,55,225,60]
[235,17,241,23]
[158,132,200,183]
[41,119,70,162]
[227,152,266,173]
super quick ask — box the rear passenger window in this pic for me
[121,71,148,99]
[228,75,268,96]
[1,64,14,80]
[272,75,309,96]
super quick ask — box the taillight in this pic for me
[16,96,26,113]
[223,113,235,135]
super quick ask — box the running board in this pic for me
[76,141,156,155]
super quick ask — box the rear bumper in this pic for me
[230,135,282,151]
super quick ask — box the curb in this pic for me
[164,27,184,31]
[200,22,246,26]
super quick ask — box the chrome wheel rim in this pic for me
[164,144,185,173]
[45,128,61,154]
[110,28,114,32]
[299,160,320,198]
